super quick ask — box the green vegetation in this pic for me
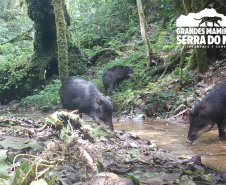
[0,0,195,118]
[0,0,225,119]
[0,44,30,88]
[67,0,136,49]
[0,43,32,102]
[21,80,61,111]
[0,1,33,102]
[1,1,226,184]
[84,49,194,117]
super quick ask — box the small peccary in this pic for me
[102,65,133,95]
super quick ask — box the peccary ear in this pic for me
[201,101,209,111]
[96,98,102,105]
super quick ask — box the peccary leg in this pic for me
[109,84,114,95]
[217,120,226,140]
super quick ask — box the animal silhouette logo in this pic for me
[176,8,226,27]
[176,8,226,47]
[194,16,222,27]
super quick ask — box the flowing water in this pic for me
[1,106,226,171]
[114,119,226,171]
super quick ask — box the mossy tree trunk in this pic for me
[52,0,68,83]
[183,0,208,73]
[25,0,57,88]
[191,0,208,73]
[25,0,86,89]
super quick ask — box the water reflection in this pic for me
[114,119,226,171]
[0,107,50,121]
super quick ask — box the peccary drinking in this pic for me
[60,76,114,131]
[187,81,226,144]
[102,66,133,95]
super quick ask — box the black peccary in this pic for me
[102,65,133,95]
[60,76,114,131]
[187,81,226,144]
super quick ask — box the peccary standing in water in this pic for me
[187,81,226,144]
[60,76,114,131]
[102,65,133,95]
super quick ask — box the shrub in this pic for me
[21,80,61,111]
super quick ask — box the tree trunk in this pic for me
[191,0,208,73]
[148,54,180,77]
[186,50,196,70]
[183,0,208,73]
[173,0,182,9]
[52,0,69,83]
[25,0,58,88]
[182,0,192,14]
[25,0,86,89]
[195,48,208,73]
[136,0,152,67]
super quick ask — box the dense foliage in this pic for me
[67,0,137,49]
[0,1,33,102]
[1,0,223,118]
[21,79,61,111]
[0,0,190,116]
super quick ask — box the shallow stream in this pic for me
[114,119,226,171]
[1,106,226,171]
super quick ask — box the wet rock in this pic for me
[133,114,145,121]
[123,141,131,148]
[180,155,208,179]
[220,170,226,183]
[109,163,133,174]
[36,129,55,141]
[197,82,207,88]
[193,181,213,185]
[88,172,134,185]
[129,142,138,148]
[54,165,81,184]
[139,171,180,185]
